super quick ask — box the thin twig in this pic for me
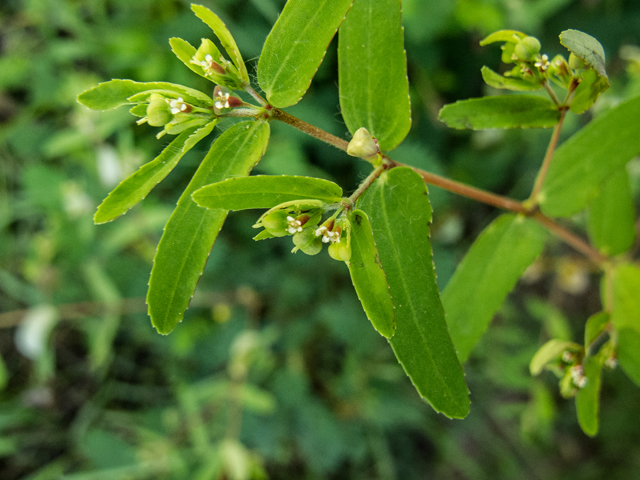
[529,109,567,203]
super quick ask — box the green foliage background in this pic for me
[1,0,640,478]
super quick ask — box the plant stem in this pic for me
[543,80,561,106]
[528,109,566,204]
[244,84,268,106]
[347,164,388,206]
[532,211,607,264]
[390,159,528,214]
[271,107,350,151]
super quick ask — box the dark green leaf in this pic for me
[148,121,270,334]
[257,0,354,107]
[539,95,640,217]
[530,339,580,375]
[575,355,602,437]
[570,69,609,114]
[560,29,607,79]
[617,328,640,387]
[358,167,470,418]
[346,209,395,338]
[192,175,342,211]
[443,214,547,363]
[481,66,542,91]
[584,312,610,349]
[338,0,411,151]
[587,168,636,256]
[95,124,216,224]
[611,263,640,333]
[438,95,560,130]
[77,79,211,111]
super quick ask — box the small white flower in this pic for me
[315,225,341,244]
[169,97,188,114]
[287,216,303,234]
[215,91,231,110]
[535,54,550,71]
[605,357,617,369]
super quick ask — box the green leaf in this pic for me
[530,339,580,375]
[77,79,211,111]
[479,30,526,46]
[358,167,470,418]
[539,95,640,217]
[169,37,202,77]
[570,68,609,114]
[438,95,560,130]
[257,0,354,107]
[94,124,216,224]
[584,312,610,349]
[148,121,270,334]
[587,168,636,256]
[575,355,602,437]
[191,4,249,83]
[481,66,543,91]
[192,175,342,211]
[443,214,547,363]
[338,0,411,151]
[560,29,607,79]
[611,263,640,333]
[346,209,395,338]
[617,328,640,387]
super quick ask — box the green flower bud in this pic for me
[259,210,289,237]
[501,42,517,64]
[514,36,541,62]
[146,94,173,127]
[347,127,380,160]
[568,53,585,70]
[328,241,351,262]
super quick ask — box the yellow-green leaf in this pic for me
[257,0,354,107]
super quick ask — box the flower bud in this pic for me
[514,36,541,62]
[328,241,351,262]
[347,127,380,159]
[260,210,289,237]
[568,53,585,71]
[146,94,173,127]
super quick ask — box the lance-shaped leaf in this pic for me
[530,339,581,376]
[192,175,342,211]
[438,95,560,130]
[442,214,547,363]
[338,0,410,151]
[94,122,217,224]
[539,95,640,217]
[575,354,602,437]
[148,121,270,334]
[191,4,249,83]
[587,168,636,256]
[481,66,543,91]
[170,37,202,78]
[560,29,607,79]
[479,30,526,45]
[617,328,640,387]
[346,209,395,338]
[77,79,211,111]
[611,263,640,333]
[358,167,470,418]
[257,0,354,108]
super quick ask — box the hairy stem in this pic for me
[389,159,528,214]
[532,212,607,264]
[347,164,388,206]
[543,80,561,106]
[271,107,350,151]
[529,109,567,203]
[244,84,268,106]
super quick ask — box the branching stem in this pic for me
[271,108,608,266]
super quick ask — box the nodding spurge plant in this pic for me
[78,1,640,432]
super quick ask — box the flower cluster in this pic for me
[133,93,211,139]
[190,38,245,89]
[253,201,352,261]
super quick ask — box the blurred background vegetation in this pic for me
[1,0,640,478]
